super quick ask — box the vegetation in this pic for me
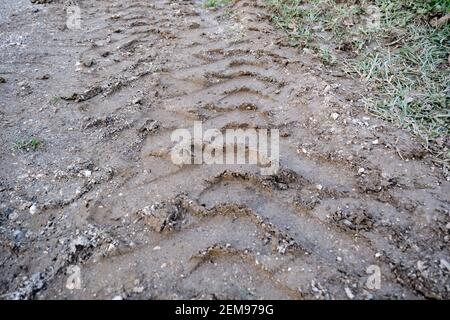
[264,0,449,164]
[204,0,232,9]
[14,138,42,152]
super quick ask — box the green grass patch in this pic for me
[264,0,450,164]
[13,138,42,152]
[204,0,232,9]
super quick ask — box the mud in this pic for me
[0,0,449,299]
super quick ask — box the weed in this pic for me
[50,96,61,105]
[13,138,42,152]
[264,0,450,164]
[204,0,231,9]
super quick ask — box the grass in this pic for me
[13,138,42,152]
[204,0,232,9]
[50,96,61,105]
[264,0,450,164]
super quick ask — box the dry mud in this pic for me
[0,0,449,299]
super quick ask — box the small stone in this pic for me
[18,81,28,88]
[82,170,92,177]
[82,58,95,68]
[344,287,354,299]
[372,139,379,145]
[37,74,50,80]
[132,286,145,293]
[132,97,142,105]
[375,252,382,258]
[188,22,200,29]
[417,260,426,272]
[29,204,40,215]
[112,295,123,300]
[0,77,6,83]
[330,112,340,120]
[446,223,450,229]
[153,246,161,251]
[358,168,365,174]
[336,256,342,262]
[8,211,19,220]
[439,259,450,272]
[315,184,323,191]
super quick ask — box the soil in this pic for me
[0,0,449,300]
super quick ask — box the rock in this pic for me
[188,22,200,29]
[417,260,426,272]
[358,168,365,174]
[13,230,24,243]
[69,235,90,254]
[29,204,40,215]
[30,0,54,5]
[136,202,181,233]
[132,286,145,293]
[112,295,123,300]
[330,112,340,120]
[344,287,355,299]
[82,170,92,178]
[439,259,450,272]
[132,97,143,105]
[0,77,6,83]
[3,272,45,300]
[82,58,95,68]
[37,74,50,80]
[8,211,19,220]
[18,81,29,89]
[66,265,81,290]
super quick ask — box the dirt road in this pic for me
[0,0,449,299]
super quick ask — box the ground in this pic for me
[0,0,449,300]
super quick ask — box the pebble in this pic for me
[29,204,40,215]
[82,58,95,68]
[132,97,142,105]
[82,170,92,177]
[344,287,354,299]
[330,112,340,120]
[439,259,450,272]
[8,211,19,220]
[358,168,365,174]
[132,286,145,293]
[153,246,161,251]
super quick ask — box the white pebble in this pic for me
[344,287,354,299]
[29,204,39,215]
